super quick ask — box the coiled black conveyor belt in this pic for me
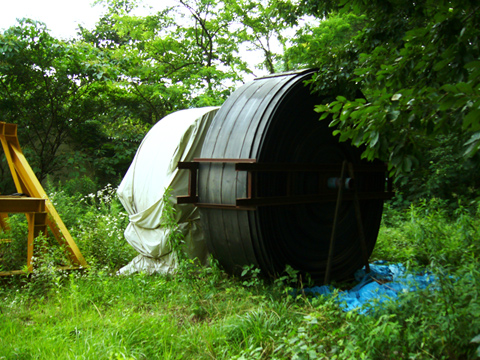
[198,70,385,283]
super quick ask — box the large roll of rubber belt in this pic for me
[183,70,389,283]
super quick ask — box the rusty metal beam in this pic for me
[235,162,388,173]
[177,158,393,209]
[235,192,394,208]
[192,158,256,163]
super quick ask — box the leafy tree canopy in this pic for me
[0,0,293,188]
[283,0,480,184]
[5,0,479,204]
[0,19,114,183]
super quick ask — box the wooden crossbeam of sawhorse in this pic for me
[0,122,87,276]
[0,197,47,274]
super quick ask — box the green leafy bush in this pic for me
[0,214,29,271]
[66,184,136,271]
[374,199,480,267]
[0,182,136,275]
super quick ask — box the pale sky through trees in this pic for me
[0,0,282,79]
[0,0,173,39]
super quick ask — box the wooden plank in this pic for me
[0,197,46,213]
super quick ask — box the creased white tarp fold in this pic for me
[117,107,219,274]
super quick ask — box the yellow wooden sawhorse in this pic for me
[0,122,87,275]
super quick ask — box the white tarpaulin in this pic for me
[117,107,219,274]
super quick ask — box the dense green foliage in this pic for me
[1,187,480,359]
[0,0,302,193]
[0,180,135,273]
[0,20,110,185]
[284,0,480,200]
[0,0,259,191]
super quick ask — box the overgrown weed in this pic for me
[374,198,480,267]
[0,189,479,359]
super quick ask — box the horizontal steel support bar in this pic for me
[176,158,393,210]
[177,162,199,170]
[181,192,394,209]
[177,195,199,204]
[235,162,388,173]
[195,203,257,211]
[236,192,395,207]
[192,158,256,163]
[182,159,387,173]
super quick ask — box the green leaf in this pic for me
[319,112,329,120]
[390,154,403,167]
[456,82,473,95]
[315,104,329,113]
[463,109,480,130]
[369,131,379,147]
[464,132,480,157]
[331,102,343,113]
[471,334,480,344]
[439,95,457,111]
[402,157,413,172]
[340,109,351,121]
[391,93,402,101]
[441,84,457,93]
[464,131,480,146]
[356,98,367,104]
[386,110,400,121]
[464,61,480,70]
[433,58,450,71]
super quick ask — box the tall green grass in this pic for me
[1,190,479,359]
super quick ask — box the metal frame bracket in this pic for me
[177,158,394,211]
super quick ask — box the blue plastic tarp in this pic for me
[303,262,437,313]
